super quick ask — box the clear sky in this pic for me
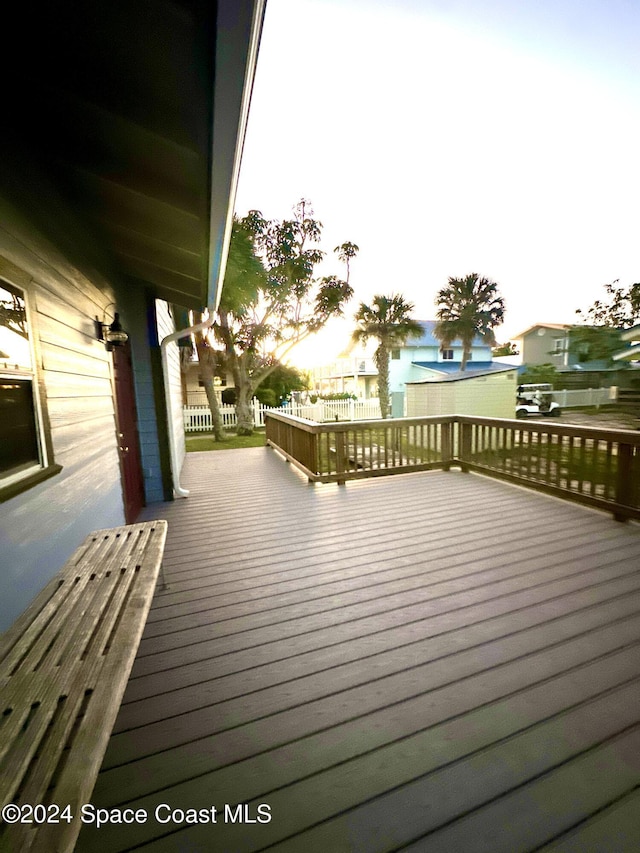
[234,0,640,365]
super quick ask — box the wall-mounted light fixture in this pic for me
[94,303,129,351]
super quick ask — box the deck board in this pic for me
[76,446,640,852]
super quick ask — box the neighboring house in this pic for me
[0,1,264,631]
[406,365,519,419]
[613,325,640,363]
[312,321,495,397]
[513,324,572,367]
[515,322,632,371]
[183,359,234,407]
[311,346,378,398]
[389,321,495,392]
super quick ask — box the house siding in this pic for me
[0,205,126,631]
[390,344,492,392]
[407,371,518,418]
[519,327,569,367]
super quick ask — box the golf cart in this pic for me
[516,383,561,419]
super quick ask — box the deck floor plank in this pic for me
[76,448,640,852]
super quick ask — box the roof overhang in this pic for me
[407,366,519,384]
[620,324,640,342]
[512,323,570,340]
[613,343,640,362]
[1,0,265,310]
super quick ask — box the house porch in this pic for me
[78,446,640,852]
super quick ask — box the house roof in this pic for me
[1,1,265,311]
[410,321,491,348]
[409,362,518,382]
[613,343,640,362]
[620,324,640,342]
[512,323,570,339]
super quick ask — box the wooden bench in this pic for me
[0,520,168,853]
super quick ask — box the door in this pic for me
[112,343,145,523]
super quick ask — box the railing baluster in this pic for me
[264,412,639,519]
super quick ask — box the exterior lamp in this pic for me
[94,304,129,351]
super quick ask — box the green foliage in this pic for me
[353,294,422,418]
[568,325,624,365]
[255,388,278,407]
[214,199,357,433]
[492,341,519,356]
[186,430,266,452]
[519,363,559,386]
[221,387,236,404]
[0,287,28,340]
[254,360,309,406]
[227,200,355,340]
[318,392,357,401]
[575,280,640,328]
[434,273,506,370]
[572,279,640,365]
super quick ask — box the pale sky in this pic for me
[234,0,640,366]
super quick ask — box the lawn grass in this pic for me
[186,429,266,452]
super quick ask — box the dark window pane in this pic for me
[0,379,40,474]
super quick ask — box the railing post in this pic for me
[308,432,318,483]
[614,442,633,521]
[441,421,452,471]
[335,431,347,485]
[460,421,472,472]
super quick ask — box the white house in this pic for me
[312,321,496,398]
[389,320,497,392]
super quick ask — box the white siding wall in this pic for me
[406,371,518,418]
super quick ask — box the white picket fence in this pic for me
[184,388,614,433]
[183,398,382,432]
[552,388,614,408]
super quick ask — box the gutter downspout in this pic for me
[160,316,214,498]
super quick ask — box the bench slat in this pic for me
[0,520,167,853]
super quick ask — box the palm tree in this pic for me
[353,294,422,418]
[434,273,506,370]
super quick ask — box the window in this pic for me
[553,338,564,353]
[441,349,454,360]
[1,276,60,500]
[391,349,400,360]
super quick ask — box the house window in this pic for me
[553,338,564,353]
[391,349,400,360]
[441,349,454,360]
[0,277,60,500]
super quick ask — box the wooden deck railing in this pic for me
[265,412,640,521]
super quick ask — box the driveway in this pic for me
[554,409,640,431]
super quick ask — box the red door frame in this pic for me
[112,343,145,523]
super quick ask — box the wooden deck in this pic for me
[77,446,640,852]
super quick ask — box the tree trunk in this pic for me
[217,310,256,435]
[235,379,255,435]
[375,343,390,418]
[460,341,471,371]
[193,318,224,441]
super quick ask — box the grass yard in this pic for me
[186,429,266,451]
